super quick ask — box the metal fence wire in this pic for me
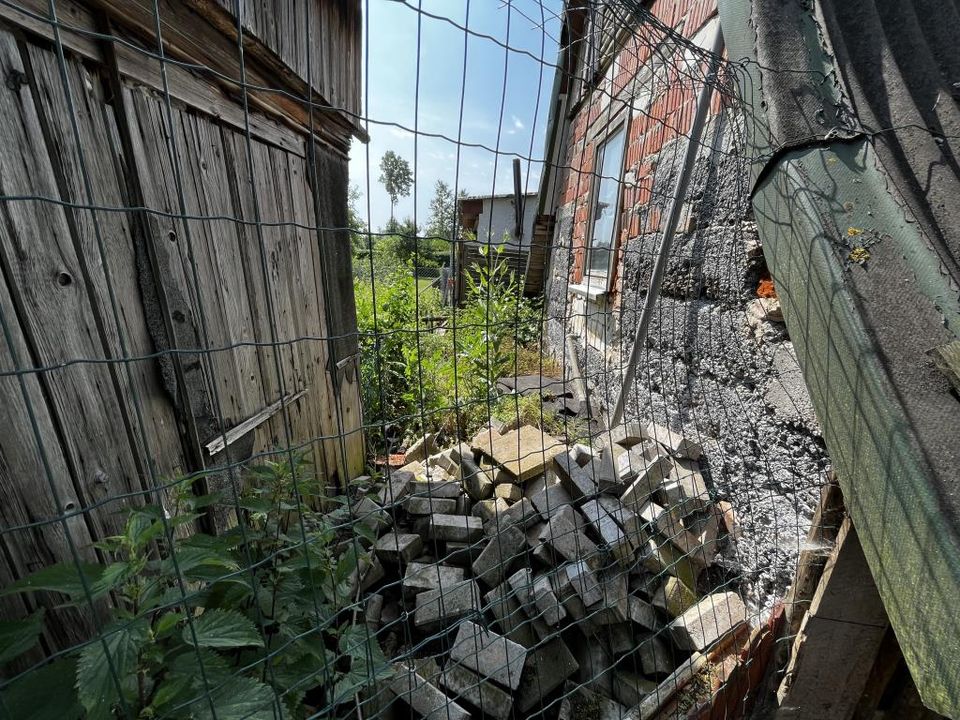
[0,1,835,719]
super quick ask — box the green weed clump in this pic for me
[354,247,543,450]
[0,456,390,720]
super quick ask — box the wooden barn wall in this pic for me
[212,0,362,118]
[0,19,361,650]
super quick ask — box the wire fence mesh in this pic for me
[0,1,834,719]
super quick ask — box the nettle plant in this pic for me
[0,455,390,720]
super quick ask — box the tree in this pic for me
[425,180,458,243]
[378,151,413,223]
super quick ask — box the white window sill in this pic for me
[569,279,608,300]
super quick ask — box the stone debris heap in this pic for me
[350,421,750,719]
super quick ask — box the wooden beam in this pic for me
[777,518,889,719]
[205,388,308,456]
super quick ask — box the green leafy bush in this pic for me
[0,457,390,720]
[355,247,543,450]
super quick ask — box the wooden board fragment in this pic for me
[472,425,566,482]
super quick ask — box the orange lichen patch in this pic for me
[757,276,778,299]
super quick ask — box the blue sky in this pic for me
[348,0,563,230]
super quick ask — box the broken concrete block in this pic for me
[597,495,647,549]
[668,591,748,652]
[573,638,615,696]
[554,452,600,500]
[506,567,537,612]
[644,421,702,460]
[593,571,630,626]
[610,421,645,448]
[348,554,385,595]
[640,536,699,591]
[404,433,438,464]
[483,496,541,536]
[533,575,567,626]
[472,523,526,587]
[587,443,620,494]
[460,456,493,500]
[402,562,466,597]
[613,671,657,708]
[525,523,554,566]
[652,576,697,617]
[449,620,527,690]
[515,637,579,713]
[427,514,483,543]
[440,661,513,720]
[376,469,414,508]
[717,499,742,539]
[472,425,566,483]
[628,595,659,631]
[659,458,710,514]
[443,541,483,568]
[494,483,522,502]
[581,500,636,564]
[390,664,471,720]
[414,579,481,631]
[619,454,673,509]
[472,497,509,523]
[365,593,384,631]
[405,495,457,516]
[375,532,423,565]
[566,561,603,607]
[409,480,462,499]
[639,633,675,675]
[427,450,460,477]
[539,504,600,568]
[484,583,537,648]
[604,623,636,656]
[353,496,392,537]
[528,481,572,516]
[637,500,703,557]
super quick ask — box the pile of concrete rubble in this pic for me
[350,422,750,719]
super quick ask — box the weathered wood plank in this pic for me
[0,29,148,540]
[25,40,191,511]
[777,519,889,720]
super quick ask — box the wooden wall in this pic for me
[211,0,362,119]
[0,3,363,653]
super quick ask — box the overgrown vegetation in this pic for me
[355,245,544,450]
[0,457,389,720]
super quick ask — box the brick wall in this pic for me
[556,0,719,291]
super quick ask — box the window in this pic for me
[586,125,626,278]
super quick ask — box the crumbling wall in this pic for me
[543,12,832,614]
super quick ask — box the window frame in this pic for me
[584,121,627,286]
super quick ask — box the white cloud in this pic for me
[511,115,525,130]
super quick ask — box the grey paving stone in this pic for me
[527,481,573,516]
[639,633,675,675]
[553,452,599,500]
[484,582,537,648]
[472,523,526,587]
[405,495,457,516]
[427,513,483,543]
[644,421,702,460]
[461,456,493,500]
[440,660,513,720]
[613,671,658,708]
[565,561,603,607]
[390,665,471,720]
[376,469,414,508]
[409,480,462,499]
[580,500,636,564]
[449,620,527,690]
[402,561,466,597]
[483,496,541,536]
[668,590,747,652]
[375,532,424,564]
[533,574,567,626]
[413,579,481,631]
[629,595,660,631]
[539,504,600,567]
[515,637,579,713]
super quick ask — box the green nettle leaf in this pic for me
[75,620,149,720]
[0,609,44,664]
[1,562,106,603]
[183,609,264,649]
[153,611,184,639]
[0,658,82,720]
[190,675,279,720]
